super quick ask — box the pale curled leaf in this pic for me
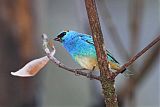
[11,56,49,77]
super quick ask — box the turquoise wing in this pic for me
[79,33,119,64]
[79,34,94,45]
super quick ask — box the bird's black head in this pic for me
[54,30,69,42]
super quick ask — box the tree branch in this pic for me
[119,44,159,96]
[42,34,100,80]
[85,0,118,107]
[113,35,160,77]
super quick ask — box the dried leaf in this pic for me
[11,56,49,77]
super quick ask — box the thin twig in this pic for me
[42,34,100,80]
[113,35,160,77]
[118,45,159,105]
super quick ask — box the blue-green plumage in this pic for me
[54,30,129,74]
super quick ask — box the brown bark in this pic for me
[85,0,118,107]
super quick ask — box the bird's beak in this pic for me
[54,37,61,42]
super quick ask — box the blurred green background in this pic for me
[0,0,159,107]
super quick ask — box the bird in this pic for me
[54,30,131,76]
